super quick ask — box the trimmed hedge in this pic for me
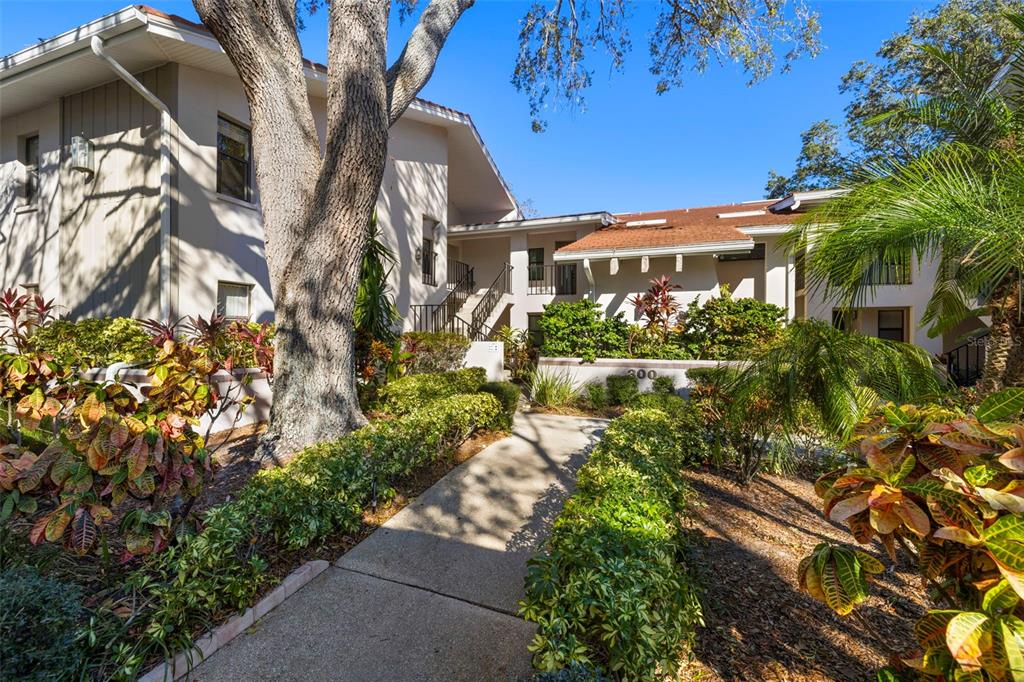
[378,367,486,414]
[605,374,639,406]
[401,331,471,374]
[480,381,520,430]
[28,317,154,367]
[10,392,502,680]
[519,409,703,678]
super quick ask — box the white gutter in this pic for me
[553,240,756,263]
[90,36,172,321]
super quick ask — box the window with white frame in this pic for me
[23,134,39,203]
[217,117,252,202]
[217,281,252,320]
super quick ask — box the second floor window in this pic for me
[528,248,544,281]
[217,117,251,202]
[23,135,39,203]
[422,218,437,286]
[862,258,911,286]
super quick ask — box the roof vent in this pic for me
[717,209,767,219]
[624,218,668,227]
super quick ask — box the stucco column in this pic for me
[509,232,529,329]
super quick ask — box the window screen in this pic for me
[217,118,251,201]
[217,282,251,319]
[24,135,39,203]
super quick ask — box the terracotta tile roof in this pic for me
[134,5,471,119]
[555,200,800,254]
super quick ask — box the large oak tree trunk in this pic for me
[193,0,472,461]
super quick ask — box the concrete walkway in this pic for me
[193,412,607,682]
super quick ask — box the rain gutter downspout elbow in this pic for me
[90,35,172,322]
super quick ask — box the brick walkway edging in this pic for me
[138,560,331,682]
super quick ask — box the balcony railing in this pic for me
[862,260,911,286]
[471,263,512,337]
[528,263,578,295]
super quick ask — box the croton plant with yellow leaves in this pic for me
[0,290,271,560]
[799,388,1024,681]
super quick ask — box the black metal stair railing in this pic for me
[470,264,512,338]
[409,265,474,335]
[946,332,989,387]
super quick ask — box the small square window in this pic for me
[877,309,905,342]
[217,118,252,202]
[217,282,252,320]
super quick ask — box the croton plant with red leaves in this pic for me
[798,390,1024,681]
[0,298,273,560]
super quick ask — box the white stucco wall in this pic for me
[173,64,452,324]
[0,101,61,302]
[803,253,945,355]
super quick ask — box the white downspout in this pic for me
[90,36,172,322]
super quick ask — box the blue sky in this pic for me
[1,0,939,216]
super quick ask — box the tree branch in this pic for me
[385,0,475,126]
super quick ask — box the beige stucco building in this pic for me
[0,5,519,325]
[1,6,988,383]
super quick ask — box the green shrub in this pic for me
[653,375,675,395]
[401,332,471,374]
[533,663,614,681]
[0,566,87,681]
[529,370,579,408]
[676,286,786,360]
[480,381,520,430]
[95,392,502,679]
[605,374,638,405]
[538,300,630,362]
[628,393,712,466]
[28,317,154,367]
[582,382,608,410]
[520,409,703,677]
[378,367,486,414]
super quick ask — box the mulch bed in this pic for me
[680,469,927,682]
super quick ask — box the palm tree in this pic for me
[716,319,945,481]
[787,17,1024,392]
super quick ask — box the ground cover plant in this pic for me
[799,389,1024,680]
[528,370,580,409]
[520,408,703,678]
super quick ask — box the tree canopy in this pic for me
[765,0,1023,197]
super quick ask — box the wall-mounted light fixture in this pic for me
[70,134,94,173]
[414,246,423,264]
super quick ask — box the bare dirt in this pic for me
[680,469,927,682]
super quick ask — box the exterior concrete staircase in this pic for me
[410,263,512,340]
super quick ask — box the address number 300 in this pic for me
[625,369,658,379]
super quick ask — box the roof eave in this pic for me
[553,239,756,262]
[449,212,615,237]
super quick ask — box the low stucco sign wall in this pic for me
[465,341,505,382]
[537,357,745,394]
[83,366,272,433]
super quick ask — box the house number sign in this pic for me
[625,369,658,379]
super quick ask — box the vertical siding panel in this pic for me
[118,81,130,131]
[105,82,118,137]
[81,89,93,139]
